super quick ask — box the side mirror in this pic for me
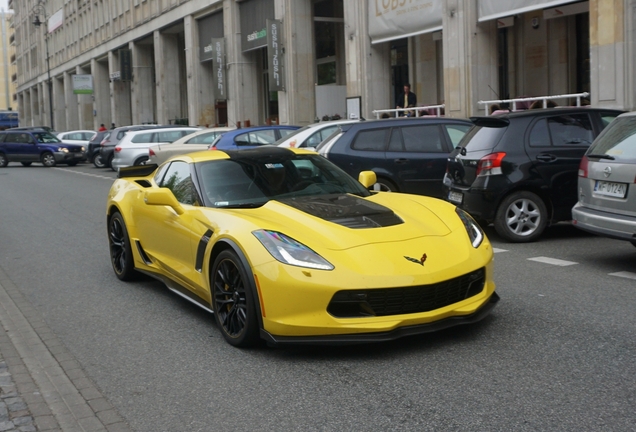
[358,171,377,189]
[144,188,185,215]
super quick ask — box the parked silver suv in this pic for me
[572,111,636,246]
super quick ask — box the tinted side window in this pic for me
[186,132,220,145]
[158,130,186,142]
[5,133,21,142]
[547,114,593,146]
[249,130,277,144]
[305,126,338,147]
[529,119,551,147]
[351,128,388,151]
[159,161,195,205]
[132,133,154,143]
[400,125,443,152]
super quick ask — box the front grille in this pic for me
[68,147,83,153]
[327,267,485,318]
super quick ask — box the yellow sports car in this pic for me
[107,147,498,347]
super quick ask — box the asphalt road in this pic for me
[0,163,635,432]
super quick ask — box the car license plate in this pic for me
[448,190,463,204]
[594,180,627,198]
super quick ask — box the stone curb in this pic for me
[0,265,132,432]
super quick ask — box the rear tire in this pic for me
[93,154,106,168]
[134,156,149,166]
[494,191,547,243]
[41,152,56,167]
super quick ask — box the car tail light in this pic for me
[209,146,217,150]
[476,152,506,177]
[578,156,589,178]
[148,148,155,156]
[114,146,121,153]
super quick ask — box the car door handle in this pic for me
[394,158,409,164]
[536,154,557,162]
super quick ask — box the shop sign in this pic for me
[198,12,224,62]
[267,19,284,92]
[239,0,274,52]
[478,0,581,22]
[212,38,226,99]
[368,0,442,44]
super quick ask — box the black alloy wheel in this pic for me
[108,212,137,281]
[494,191,548,243]
[211,250,259,347]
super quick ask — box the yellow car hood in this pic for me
[229,193,452,251]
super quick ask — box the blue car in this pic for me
[0,129,86,167]
[208,125,300,151]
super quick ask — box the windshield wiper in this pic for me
[587,154,615,160]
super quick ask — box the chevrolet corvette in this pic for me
[107,147,498,347]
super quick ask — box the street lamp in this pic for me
[32,3,54,130]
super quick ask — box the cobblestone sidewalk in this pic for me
[0,355,36,432]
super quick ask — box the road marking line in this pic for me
[54,167,114,181]
[609,271,636,280]
[493,248,508,253]
[527,256,578,266]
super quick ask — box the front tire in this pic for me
[41,152,56,167]
[371,177,398,192]
[494,191,547,243]
[211,250,259,347]
[108,212,138,281]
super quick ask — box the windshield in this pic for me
[272,125,312,145]
[587,116,636,162]
[33,132,62,143]
[196,153,371,208]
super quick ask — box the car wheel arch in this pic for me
[207,239,265,332]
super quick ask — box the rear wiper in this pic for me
[587,154,615,160]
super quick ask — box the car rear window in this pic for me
[459,125,506,152]
[587,116,636,162]
[351,128,388,151]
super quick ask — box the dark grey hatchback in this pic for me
[316,117,472,198]
[443,107,624,242]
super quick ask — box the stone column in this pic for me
[343,0,390,120]
[92,58,111,129]
[225,0,260,127]
[442,0,498,117]
[154,30,183,125]
[109,50,132,127]
[76,65,93,130]
[278,0,314,126]
[589,0,626,109]
[64,71,79,130]
[184,15,201,127]
[130,41,155,124]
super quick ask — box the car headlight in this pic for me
[253,230,334,270]
[58,147,69,153]
[81,146,86,152]
[455,208,484,248]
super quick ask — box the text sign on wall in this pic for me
[72,74,93,94]
[211,38,226,100]
[266,19,284,92]
[239,0,274,52]
[368,0,442,44]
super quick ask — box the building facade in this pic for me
[11,0,636,130]
[0,8,16,113]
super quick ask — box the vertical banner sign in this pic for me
[119,49,132,81]
[266,19,285,92]
[211,38,226,100]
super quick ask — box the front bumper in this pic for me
[572,203,636,243]
[261,292,500,345]
[54,151,85,163]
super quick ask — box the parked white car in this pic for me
[56,130,96,146]
[110,127,201,171]
[275,119,360,151]
[148,127,235,165]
